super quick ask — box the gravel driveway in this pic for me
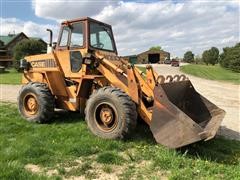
[0,84,21,103]
[0,64,239,140]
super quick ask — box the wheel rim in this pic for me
[94,102,118,132]
[23,93,39,116]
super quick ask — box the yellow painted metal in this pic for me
[133,66,154,98]
[97,63,129,93]
[146,65,157,90]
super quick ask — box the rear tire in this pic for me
[85,87,137,139]
[18,82,54,123]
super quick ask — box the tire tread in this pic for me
[85,86,137,139]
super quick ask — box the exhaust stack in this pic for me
[46,29,53,53]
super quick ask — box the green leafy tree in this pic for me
[149,46,162,51]
[202,50,210,65]
[209,47,219,65]
[220,43,240,72]
[183,51,194,63]
[202,47,219,65]
[13,39,46,69]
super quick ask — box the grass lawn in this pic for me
[0,68,22,84]
[1,103,240,179]
[180,64,240,84]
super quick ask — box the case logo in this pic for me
[30,59,56,68]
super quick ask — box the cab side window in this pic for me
[70,22,84,48]
[59,26,70,47]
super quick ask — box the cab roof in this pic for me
[61,17,111,27]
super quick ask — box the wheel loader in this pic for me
[18,17,225,148]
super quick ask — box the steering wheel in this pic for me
[92,43,104,49]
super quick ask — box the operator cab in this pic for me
[54,17,117,55]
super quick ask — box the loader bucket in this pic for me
[150,80,225,148]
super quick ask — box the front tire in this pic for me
[18,82,54,123]
[85,87,137,139]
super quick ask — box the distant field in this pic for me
[1,103,240,179]
[0,69,22,84]
[180,64,240,84]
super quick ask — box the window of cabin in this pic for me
[70,22,84,48]
[59,26,70,47]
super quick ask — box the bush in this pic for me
[183,51,194,63]
[220,43,240,72]
[13,39,46,70]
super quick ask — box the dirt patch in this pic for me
[64,176,86,180]
[25,164,58,177]
[24,152,169,179]
[25,164,42,174]
[46,169,58,176]
[135,160,151,168]
[88,162,121,180]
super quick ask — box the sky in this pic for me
[0,0,239,57]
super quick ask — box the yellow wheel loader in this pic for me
[18,17,225,148]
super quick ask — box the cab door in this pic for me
[55,21,86,78]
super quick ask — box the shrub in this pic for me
[13,39,46,70]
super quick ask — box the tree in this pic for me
[202,47,219,65]
[202,50,210,65]
[220,42,240,72]
[183,51,194,63]
[13,39,47,69]
[209,47,219,65]
[149,46,162,51]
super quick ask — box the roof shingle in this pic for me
[0,34,18,45]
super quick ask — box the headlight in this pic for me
[19,59,30,70]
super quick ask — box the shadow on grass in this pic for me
[50,110,155,144]
[48,109,83,124]
[128,122,155,144]
[179,137,240,165]
[178,126,240,165]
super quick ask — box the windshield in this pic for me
[90,22,115,51]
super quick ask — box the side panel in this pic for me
[44,71,68,97]
[23,53,61,86]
